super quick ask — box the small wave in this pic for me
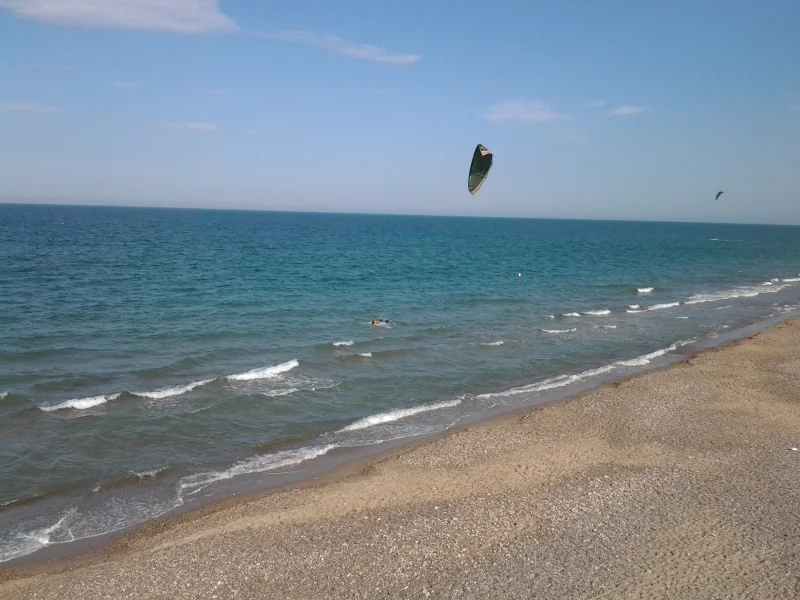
[358,352,372,358]
[131,467,167,479]
[0,392,7,400]
[615,339,694,368]
[675,316,689,319]
[339,397,463,433]
[685,283,789,305]
[583,309,610,316]
[133,378,213,400]
[332,341,354,347]
[782,277,800,283]
[477,365,616,401]
[648,302,680,311]
[715,305,733,310]
[264,388,300,397]
[179,444,336,493]
[601,325,617,329]
[542,328,577,334]
[481,341,504,346]
[628,304,640,309]
[562,312,581,317]
[225,359,299,382]
[40,393,121,412]
[637,287,653,294]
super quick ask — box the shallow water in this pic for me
[2,204,800,562]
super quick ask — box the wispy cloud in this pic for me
[485,99,563,124]
[163,122,218,132]
[0,0,238,34]
[586,100,605,108]
[607,105,648,117]
[111,81,139,88]
[264,30,422,65]
[0,103,57,113]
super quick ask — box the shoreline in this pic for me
[0,311,779,570]
[2,312,799,596]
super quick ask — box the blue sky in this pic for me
[1,1,798,224]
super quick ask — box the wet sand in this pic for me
[3,318,800,599]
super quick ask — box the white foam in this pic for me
[562,312,581,317]
[481,341,504,346]
[628,304,640,309]
[134,378,213,400]
[0,392,7,399]
[340,397,463,433]
[715,305,733,310]
[40,393,121,412]
[476,365,616,400]
[637,287,653,294]
[782,277,800,282]
[648,302,680,311]
[179,444,336,492]
[358,352,373,357]
[626,309,645,313]
[675,316,689,319]
[225,359,299,382]
[542,328,577,334]
[685,283,789,305]
[333,341,354,347]
[583,309,610,316]
[131,467,167,479]
[264,388,300,397]
[601,325,617,329]
[615,339,694,368]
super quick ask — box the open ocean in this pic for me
[2,203,800,563]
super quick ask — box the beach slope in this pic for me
[3,319,800,599]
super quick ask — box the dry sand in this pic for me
[3,319,800,599]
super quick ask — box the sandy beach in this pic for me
[2,318,800,599]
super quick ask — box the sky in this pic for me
[1,0,799,224]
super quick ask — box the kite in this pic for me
[468,144,493,195]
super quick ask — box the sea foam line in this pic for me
[685,283,790,305]
[39,393,121,412]
[224,359,299,382]
[179,445,336,493]
[133,379,214,400]
[476,365,616,401]
[647,302,680,311]
[39,359,300,412]
[339,397,463,433]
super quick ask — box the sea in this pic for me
[2,203,800,564]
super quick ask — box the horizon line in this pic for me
[0,200,796,228]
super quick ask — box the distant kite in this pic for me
[715,190,724,201]
[468,144,493,195]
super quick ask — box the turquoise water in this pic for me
[2,204,800,562]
